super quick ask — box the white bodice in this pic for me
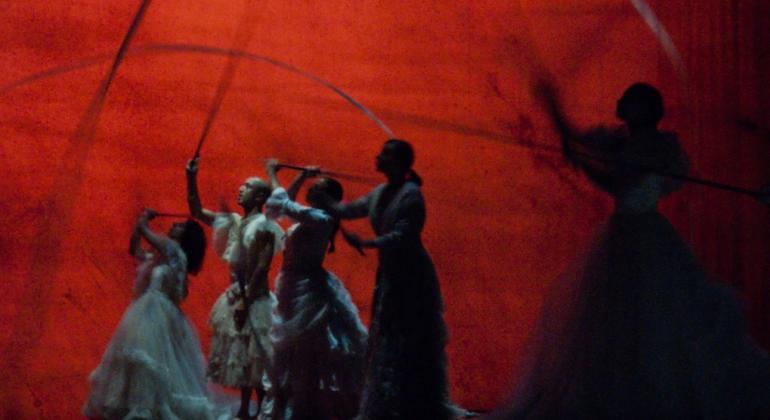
[133,242,188,304]
[212,211,284,283]
[266,187,334,273]
[579,125,689,214]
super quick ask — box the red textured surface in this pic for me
[1,1,769,417]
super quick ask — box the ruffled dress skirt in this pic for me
[83,290,219,420]
[207,283,274,391]
[270,268,368,420]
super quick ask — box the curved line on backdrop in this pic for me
[0,42,396,139]
[628,0,688,85]
[0,0,154,413]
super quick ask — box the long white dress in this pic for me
[266,187,368,420]
[83,242,218,420]
[493,127,770,419]
[207,212,284,396]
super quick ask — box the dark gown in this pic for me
[339,181,456,419]
[491,126,770,419]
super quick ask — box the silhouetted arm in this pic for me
[286,169,317,201]
[136,209,173,254]
[532,78,582,166]
[326,189,374,220]
[128,220,144,258]
[186,157,216,226]
[342,188,424,250]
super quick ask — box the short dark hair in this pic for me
[385,138,415,168]
[319,177,343,201]
[384,138,423,186]
[616,82,664,124]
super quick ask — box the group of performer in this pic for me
[82,77,770,420]
[83,131,458,419]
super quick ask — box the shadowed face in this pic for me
[168,222,185,240]
[238,177,270,209]
[305,178,330,208]
[616,83,663,128]
[376,142,400,174]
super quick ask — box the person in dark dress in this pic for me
[327,139,462,420]
[488,81,770,419]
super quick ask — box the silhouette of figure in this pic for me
[327,139,463,420]
[489,81,770,419]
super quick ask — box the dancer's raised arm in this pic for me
[532,76,581,165]
[322,191,373,220]
[265,158,320,201]
[532,77,633,193]
[186,157,216,226]
[128,217,145,258]
[134,209,174,253]
[287,167,319,201]
[266,158,281,190]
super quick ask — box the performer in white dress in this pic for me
[83,210,215,419]
[264,160,368,420]
[489,81,770,419]
[186,158,284,420]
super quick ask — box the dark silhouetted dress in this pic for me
[492,127,770,419]
[338,181,458,419]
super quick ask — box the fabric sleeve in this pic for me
[243,214,286,255]
[266,187,332,225]
[373,188,425,248]
[212,212,241,261]
[336,189,376,220]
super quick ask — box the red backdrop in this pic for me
[1,1,768,417]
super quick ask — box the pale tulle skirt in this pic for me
[492,211,770,420]
[207,283,274,393]
[83,290,232,420]
[270,268,368,420]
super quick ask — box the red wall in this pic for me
[1,1,768,417]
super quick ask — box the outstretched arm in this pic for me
[323,191,373,221]
[128,219,145,258]
[532,77,581,166]
[266,158,282,190]
[533,77,629,193]
[342,190,424,250]
[186,157,216,226]
[286,167,319,201]
[267,159,320,201]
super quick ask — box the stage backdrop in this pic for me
[1,1,768,416]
